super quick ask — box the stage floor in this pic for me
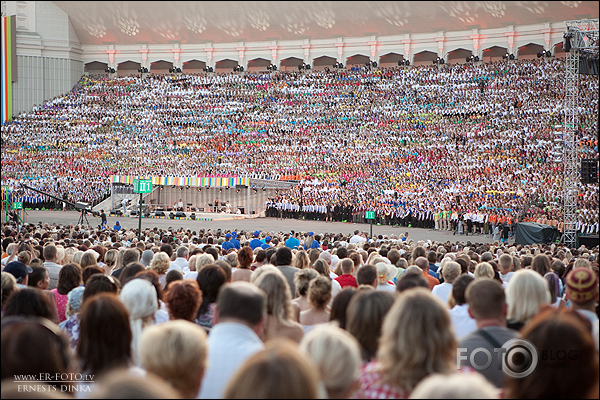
[11,210,505,246]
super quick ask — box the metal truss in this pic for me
[562,19,598,248]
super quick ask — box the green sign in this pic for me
[365,211,375,220]
[133,179,153,194]
[12,202,23,210]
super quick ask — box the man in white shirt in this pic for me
[169,246,189,273]
[497,254,514,284]
[448,274,478,339]
[198,282,266,399]
[432,261,460,306]
[43,244,63,290]
[349,229,366,244]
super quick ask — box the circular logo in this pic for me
[501,338,539,379]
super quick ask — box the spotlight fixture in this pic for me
[198,188,202,192]
[105,67,116,73]
[298,62,312,71]
[502,53,515,60]
[466,55,480,63]
[334,62,344,69]
[234,65,244,72]
[138,67,149,73]
[433,57,445,65]
[398,59,410,66]
[563,30,573,52]
[169,67,182,73]
[366,60,378,67]
[262,187,266,191]
[267,63,278,71]
[203,66,214,73]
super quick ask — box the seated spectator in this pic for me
[86,368,179,399]
[346,289,395,363]
[356,264,378,288]
[299,275,332,333]
[329,286,358,330]
[291,268,319,321]
[409,372,499,399]
[253,268,304,343]
[140,320,208,398]
[199,281,266,399]
[415,257,440,290]
[335,258,358,288]
[354,288,455,398]
[564,267,599,327]
[300,324,362,399]
[3,287,54,321]
[224,339,320,399]
[396,268,429,293]
[448,274,477,339]
[164,269,184,292]
[195,264,227,331]
[149,251,171,289]
[232,246,253,282]
[164,280,202,322]
[375,262,397,293]
[458,279,517,388]
[431,261,461,306]
[506,269,551,331]
[504,308,599,399]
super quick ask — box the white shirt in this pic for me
[431,282,453,305]
[170,257,189,271]
[349,234,367,244]
[449,304,478,339]
[198,322,265,399]
[499,271,514,284]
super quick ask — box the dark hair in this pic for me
[455,257,469,275]
[82,265,105,285]
[27,265,48,288]
[78,293,132,376]
[217,282,265,326]
[196,264,227,316]
[135,270,164,303]
[3,288,53,320]
[159,243,173,258]
[531,254,551,276]
[329,287,357,330]
[237,247,254,269]
[452,274,475,305]
[427,251,437,263]
[465,279,506,320]
[204,247,219,262]
[396,273,429,293]
[165,280,202,322]
[504,308,598,399]
[276,247,293,266]
[356,264,377,287]
[82,274,120,302]
[336,247,348,260]
[1,317,72,388]
[122,249,141,267]
[57,263,82,295]
[164,269,184,292]
[119,262,146,286]
[346,290,395,362]
[254,249,267,263]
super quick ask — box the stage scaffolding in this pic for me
[562,19,598,248]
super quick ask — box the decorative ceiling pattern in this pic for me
[52,1,599,45]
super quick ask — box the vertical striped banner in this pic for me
[1,16,14,124]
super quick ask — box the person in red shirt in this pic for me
[335,259,358,289]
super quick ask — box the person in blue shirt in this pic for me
[285,230,300,249]
[222,233,234,251]
[249,231,263,250]
[113,221,121,231]
[260,236,273,250]
[230,232,241,249]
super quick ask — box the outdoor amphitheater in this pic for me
[0,2,599,399]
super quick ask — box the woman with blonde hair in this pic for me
[354,288,456,398]
[299,276,332,333]
[103,249,119,275]
[300,324,362,399]
[253,268,304,343]
[474,262,495,280]
[80,252,99,270]
[293,250,309,270]
[291,268,319,321]
[505,269,551,331]
[71,251,85,266]
[149,252,171,289]
[63,247,78,265]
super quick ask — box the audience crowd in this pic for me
[1,59,598,235]
[1,219,598,398]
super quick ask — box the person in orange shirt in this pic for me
[415,256,440,291]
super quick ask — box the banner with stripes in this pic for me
[110,176,249,187]
[1,16,15,124]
